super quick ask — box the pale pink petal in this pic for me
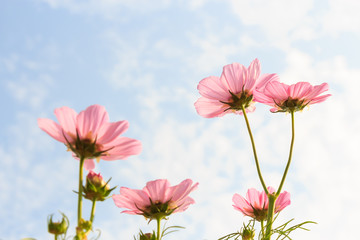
[255,73,280,92]
[54,106,78,136]
[101,138,142,160]
[265,81,289,101]
[253,89,274,104]
[144,179,171,203]
[194,97,228,118]
[197,76,230,101]
[97,120,129,145]
[244,58,261,91]
[275,191,291,212]
[38,118,67,143]
[113,187,150,210]
[288,82,312,99]
[84,159,95,171]
[169,179,199,203]
[232,193,254,217]
[76,105,109,139]
[174,197,195,213]
[309,94,331,104]
[246,188,262,209]
[305,83,330,100]
[220,63,248,93]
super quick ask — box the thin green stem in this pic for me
[90,199,97,224]
[77,157,85,225]
[261,220,265,237]
[276,111,295,196]
[241,105,268,194]
[156,217,162,240]
[264,194,277,240]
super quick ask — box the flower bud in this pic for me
[47,212,69,235]
[83,171,116,201]
[242,228,255,240]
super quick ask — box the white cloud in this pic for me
[321,0,360,36]
[230,0,316,48]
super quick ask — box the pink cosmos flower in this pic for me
[38,104,142,169]
[194,59,279,118]
[255,81,331,113]
[112,179,198,219]
[232,187,290,221]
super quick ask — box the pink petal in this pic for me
[305,83,330,100]
[255,73,279,92]
[38,118,66,143]
[288,82,312,99]
[197,76,230,101]
[113,187,150,211]
[309,94,331,104]
[244,58,261,91]
[169,179,199,203]
[232,193,253,217]
[220,63,248,93]
[246,188,262,209]
[173,197,196,213]
[275,191,291,212]
[84,159,95,171]
[54,106,78,136]
[264,81,289,101]
[101,137,142,160]
[194,97,228,118]
[76,105,109,139]
[144,179,171,203]
[97,120,129,145]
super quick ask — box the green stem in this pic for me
[90,199,97,224]
[241,105,268,194]
[261,220,265,237]
[77,157,85,226]
[156,217,162,240]
[264,194,277,240]
[276,111,295,196]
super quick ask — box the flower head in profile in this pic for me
[232,187,290,221]
[112,179,198,220]
[255,81,331,113]
[38,104,142,169]
[195,59,279,118]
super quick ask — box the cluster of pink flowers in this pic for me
[195,58,330,116]
[38,58,330,240]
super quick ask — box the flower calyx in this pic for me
[273,97,309,113]
[138,198,178,221]
[63,130,113,160]
[220,90,254,112]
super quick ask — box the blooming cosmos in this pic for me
[38,104,142,169]
[194,58,279,118]
[112,179,198,220]
[232,187,290,221]
[254,81,331,113]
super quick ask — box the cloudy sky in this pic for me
[1,0,359,239]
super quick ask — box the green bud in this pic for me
[83,171,116,201]
[47,212,69,235]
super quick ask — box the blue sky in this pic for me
[1,0,359,239]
